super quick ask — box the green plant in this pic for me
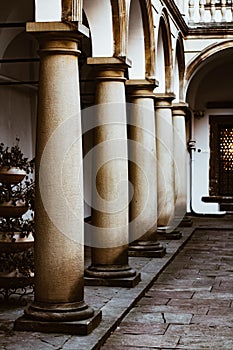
[0,138,34,174]
[0,139,35,237]
[0,181,34,208]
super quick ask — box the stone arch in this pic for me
[156,8,173,93]
[173,32,185,102]
[138,0,155,78]
[185,40,233,84]
[111,0,127,57]
[185,40,233,108]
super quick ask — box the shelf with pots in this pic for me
[0,139,35,301]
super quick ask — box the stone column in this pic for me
[125,80,165,258]
[84,57,140,287]
[172,103,188,227]
[14,22,101,335]
[155,93,181,238]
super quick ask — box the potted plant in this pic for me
[0,139,35,298]
[0,138,34,184]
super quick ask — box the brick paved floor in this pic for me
[0,216,232,349]
[101,224,233,349]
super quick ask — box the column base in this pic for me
[128,240,166,258]
[156,227,182,240]
[14,301,102,335]
[84,265,141,287]
[178,216,193,227]
[14,310,102,335]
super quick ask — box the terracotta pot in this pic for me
[0,231,34,252]
[0,273,34,290]
[0,166,26,184]
[0,201,28,218]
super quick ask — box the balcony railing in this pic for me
[188,0,233,23]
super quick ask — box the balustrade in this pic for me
[188,0,233,23]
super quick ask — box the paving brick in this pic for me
[192,291,233,300]
[138,297,170,305]
[207,307,233,316]
[103,333,180,348]
[191,315,233,326]
[134,304,209,315]
[178,335,233,349]
[114,322,168,335]
[168,298,231,307]
[145,290,194,299]
[166,324,233,337]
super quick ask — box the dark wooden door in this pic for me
[210,116,233,196]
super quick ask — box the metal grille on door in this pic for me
[219,126,233,195]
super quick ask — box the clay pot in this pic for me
[0,166,26,184]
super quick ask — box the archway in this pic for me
[185,43,233,213]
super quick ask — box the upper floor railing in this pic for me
[187,0,233,24]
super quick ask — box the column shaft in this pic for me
[84,58,140,287]
[126,80,165,258]
[14,23,101,335]
[173,103,188,224]
[155,94,175,228]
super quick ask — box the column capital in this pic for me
[87,56,131,67]
[26,22,89,57]
[172,102,189,117]
[154,93,176,108]
[26,21,89,37]
[126,78,159,99]
[87,57,131,81]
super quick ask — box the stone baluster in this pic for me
[199,0,206,21]
[210,0,216,21]
[221,0,227,21]
[188,0,195,21]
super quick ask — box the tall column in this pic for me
[126,80,165,258]
[14,22,101,335]
[155,93,181,238]
[172,103,188,227]
[84,57,140,287]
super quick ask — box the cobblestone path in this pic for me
[101,228,233,349]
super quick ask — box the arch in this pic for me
[155,8,173,92]
[111,0,127,57]
[173,32,185,102]
[185,40,233,83]
[138,0,155,78]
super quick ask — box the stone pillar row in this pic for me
[13,24,188,336]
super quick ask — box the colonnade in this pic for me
[14,27,187,335]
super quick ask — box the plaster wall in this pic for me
[35,0,61,22]
[83,0,113,57]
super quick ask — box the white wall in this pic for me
[83,0,114,57]
[35,0,61,22]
